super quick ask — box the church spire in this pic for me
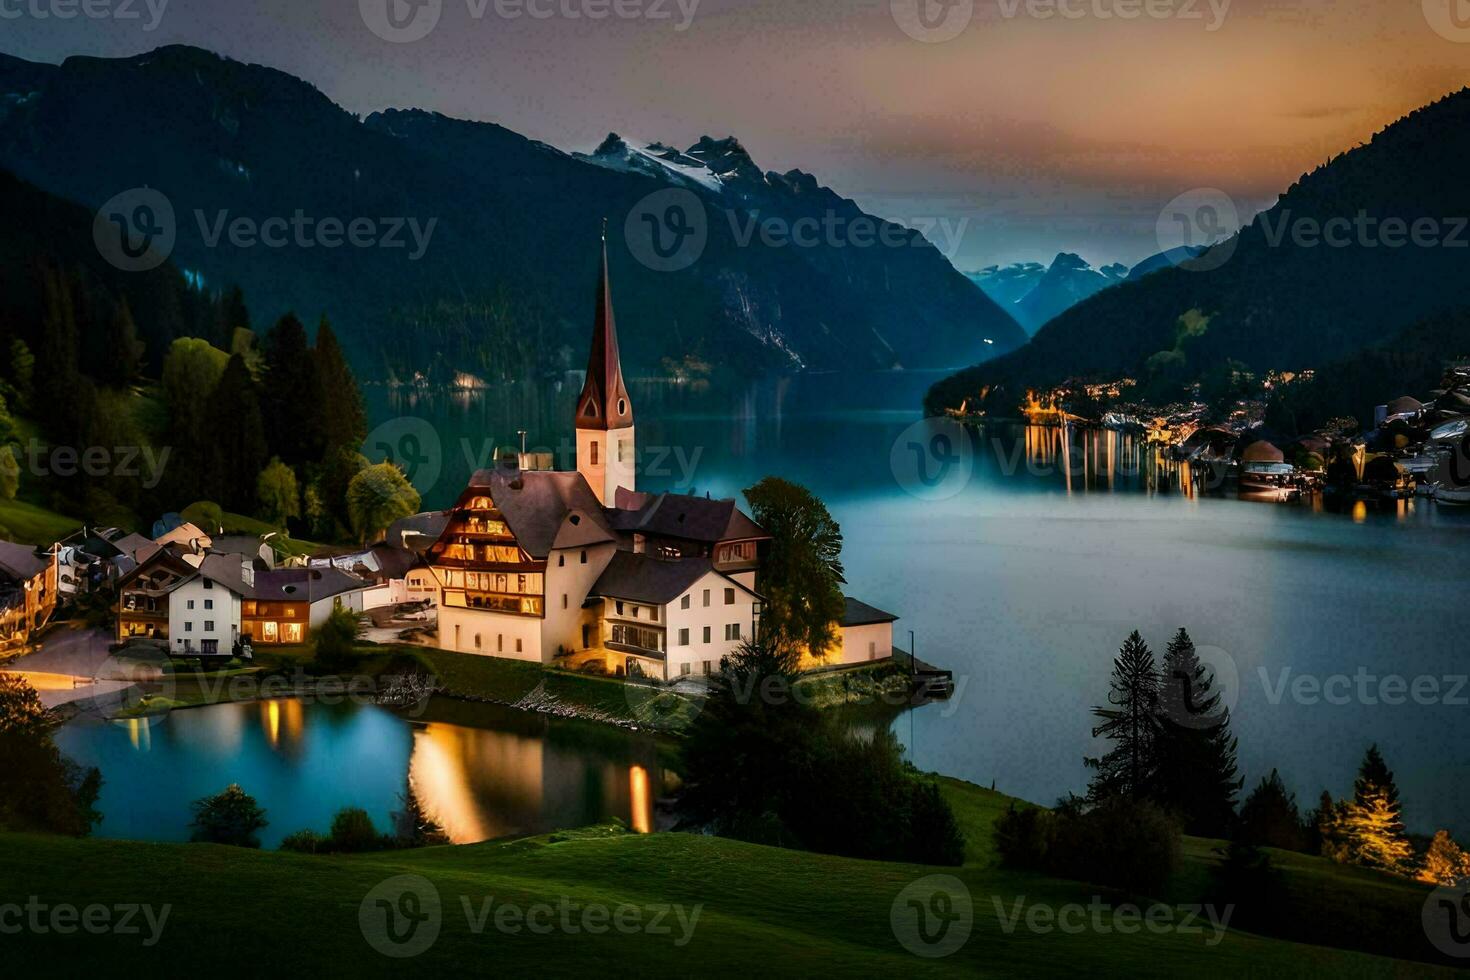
[576,228,633,432]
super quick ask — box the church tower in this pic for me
[575,230,635,506]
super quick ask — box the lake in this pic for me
[56,698,670,848]
[58,371,1469,845]
[367,371,1470,839]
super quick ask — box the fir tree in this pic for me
[1419,831,1470,886]
[1085,631,1160,803]
[204,354,269,513]
[313,317,367,454]
[1343,744,1412,874]
[1153,628,1240,836]
[103,297,144,387]
[1237,769,1307,852]
[261,314,321,467]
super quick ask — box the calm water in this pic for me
[58,373,1469,844]
[367,373,1470,839]
[56,699,669,848]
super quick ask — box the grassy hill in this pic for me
[0,779,1451,976]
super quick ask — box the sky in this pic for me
[3,0,1468,269]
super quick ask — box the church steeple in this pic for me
[575,226,633,432]
[575,227,636,506]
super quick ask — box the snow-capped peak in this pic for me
[580,133,725,191]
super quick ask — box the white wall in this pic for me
[577,426,637,506]
[309,590,366,628]
[541,542,617,661]
[439,607,542,662]
[168,577,241,654]
[837,621,894,665]
[664,571,759,679]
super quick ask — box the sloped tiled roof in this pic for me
[841,596,899,627]
[252,567,368,603]
[590,553,717,605]
[0,540,48,581]
[609,488,769,544]
[461,467,616,558]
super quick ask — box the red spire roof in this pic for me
[576,232,633,431]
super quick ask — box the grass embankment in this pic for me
[113,643,701,731]
[0,779,1449,976]
[0,496,81,546]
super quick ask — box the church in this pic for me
[424,239,897,681]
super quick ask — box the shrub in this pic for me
[1001,795,1183,895]
[328,807,384,853]
[279,830,326,854]
[311,606,363,673]
[994,803,1058,871]
[1047,796,1182,895]
[189,784,268,848]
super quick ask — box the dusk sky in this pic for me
[5,0,1469,268]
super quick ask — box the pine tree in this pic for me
[1085,631,1161,803]
[6,339,35,411]
[1237,769,1307,851]
[103,297,144,387]
[204,354,269,513]
[1419,831,1470,886]
[261,314,321,467]
[1342,744,1412,874]
[313,317,367,454]
[1153,628,1240,836]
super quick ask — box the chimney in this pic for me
[241,559,255,588]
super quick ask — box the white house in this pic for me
[422,238,900,683]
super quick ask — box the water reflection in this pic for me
[58,698,667,847]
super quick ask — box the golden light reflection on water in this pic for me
[125,717,151,752]
[259,699,304,752]
[1022,425,1194,499]
[407,722,658,844]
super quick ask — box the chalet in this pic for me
[116,548,198,641]
[423,237,899,681]
[0,539,58,651]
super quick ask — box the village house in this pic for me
[116,542,372,651]
[0,539,59,652]
[421,239,899,681]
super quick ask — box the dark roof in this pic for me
[610,487,769,544]
[192,553,259,597]
[0,540,48,581]
[367,544,420,580]
[841,596,898,627]
[252,567,368,603]
[209,535,272,560]
[459,467,616,558]
[110,533,156,560]
[590,552,719,605]
[574,240,633,432]
[387,511,452,552]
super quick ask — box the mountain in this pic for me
[1011,253,1126,334]
[968,253,1127,334]
[927,89,1470,417]
[0,46,1024,382]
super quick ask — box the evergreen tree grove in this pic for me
[1153,628,1240,836]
